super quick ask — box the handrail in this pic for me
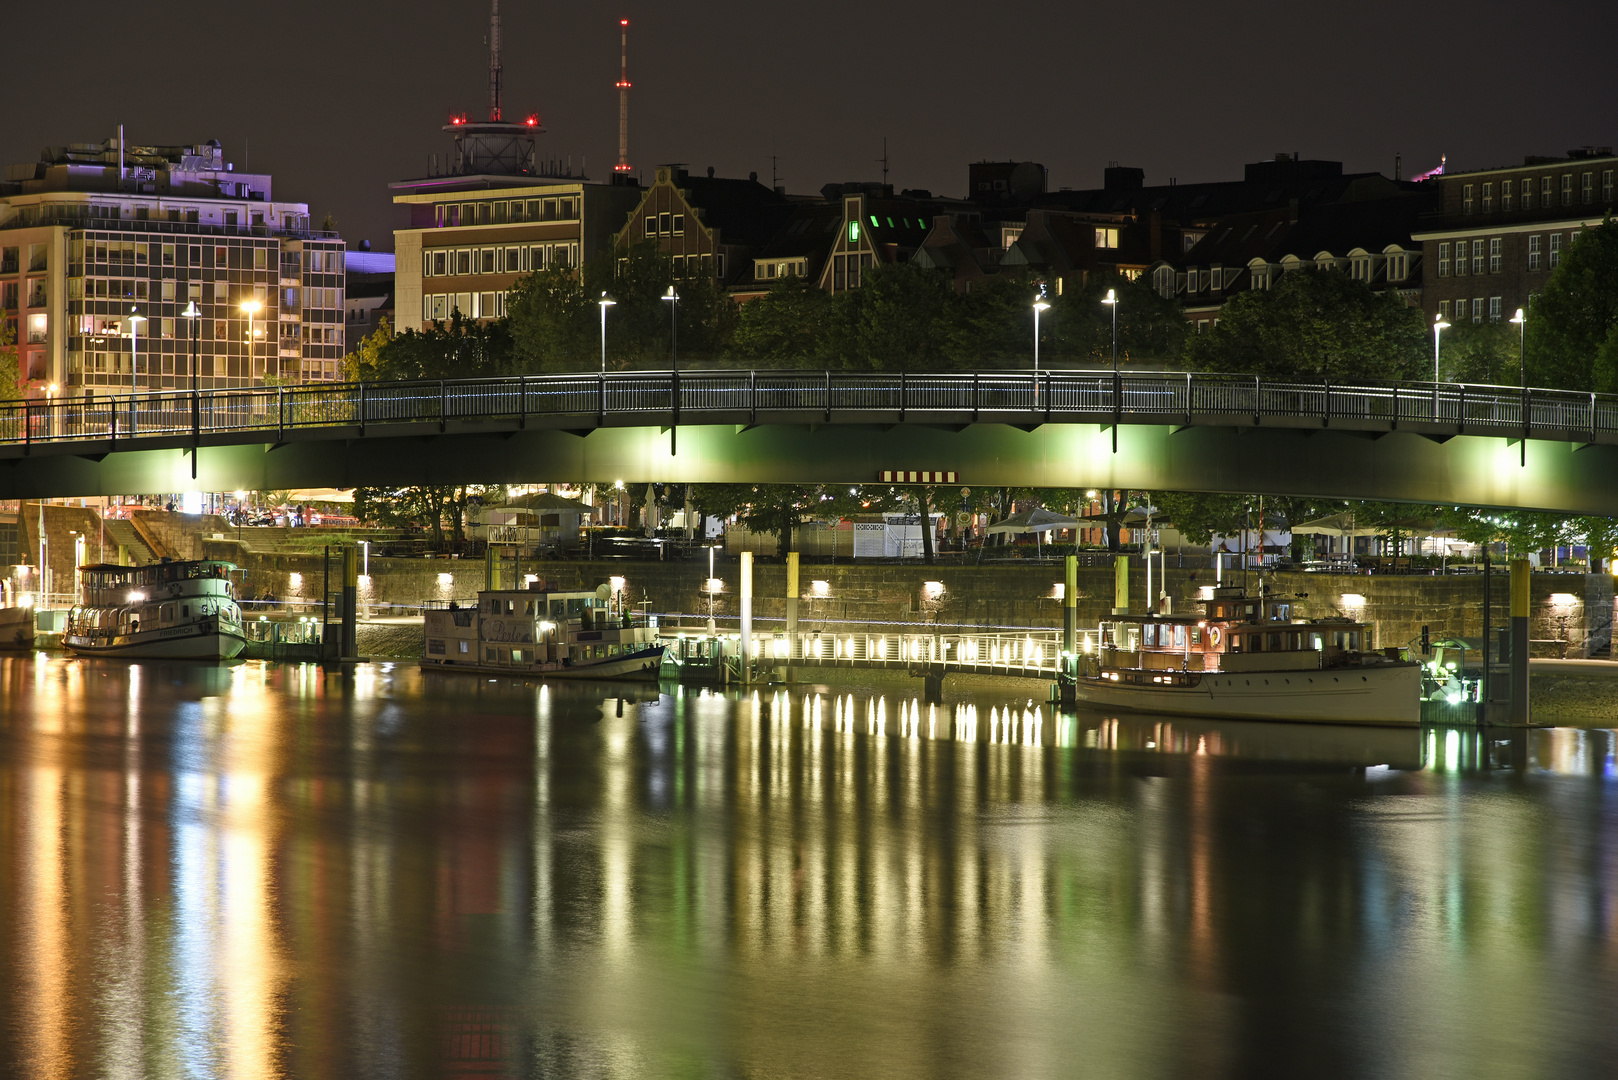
[5,369,1618,451]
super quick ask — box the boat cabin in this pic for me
[1096,588,1371,674]
[424,586,658,670]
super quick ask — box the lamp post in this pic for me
[1101,288,1119,452]
[126,306,146,391]
[240,298,262,385]
[1032,296,1050,406]
[598,292,615,373]
[182,300,201,479]
[1510,306,1527,466]
[662,285,679,456]
[1431,312,1450,420]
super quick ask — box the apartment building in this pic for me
[0,135,347,397]
[1412,147,1616,325]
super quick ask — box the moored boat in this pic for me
[63,560,247,660]
[423,583,665,680]
[1065,587,1422,725]
[0,601,33,650]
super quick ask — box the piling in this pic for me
[739,551,753,684]
[784,550,799,683]
[340,544,359,661]
[1113,554,1129,615]
[1510,558,1530,724]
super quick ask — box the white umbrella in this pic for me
[985,508,1079,558]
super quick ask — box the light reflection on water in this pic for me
[0,654,1615,1079]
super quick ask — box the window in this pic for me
[433,251,447,276]
[423,251,432,277]
[1539,176,1552,206]
[1482,182,1494,212]
[214,320,227,340]
[161,281,175,301]
[1094,227,1119,249]
[672,214,684,235]
[1453,240,1466,276]
[1501,179,1513,211]
[1437,242,1450,277]
[1387,252,1408,281]
[1463,184,1474,214]
[1489,237,1502,273]
[480,249,495,274]
[1471,298,1484,323]
[1561,173,1574,206]
[1528,235,1541,270]
[1438,300,1450,320]
[505,247,521,272]
[1488,297,1502,322]
[1605,170,1614,204]
[1351,256,1371,281]
[1472,239,1484,275]
[1549,233,1562,268]
[848,220,860,244]
[644,217,656,238]
[1582,172,1594,203]
[658,212,671,234]
[456,250,470,275]
[213,281,227,302]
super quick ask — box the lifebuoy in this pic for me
[1209,626,1222,646]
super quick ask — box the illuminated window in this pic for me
[848,220,860,244]
[1094,227,1119,249]
[1489,237,1502,273]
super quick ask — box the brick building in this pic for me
[1411,147,1616,325]
[612,166,792,288]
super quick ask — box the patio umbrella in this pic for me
[984,508,1080,557]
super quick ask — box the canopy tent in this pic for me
[286,488,355,505]
[985,508,1080,557]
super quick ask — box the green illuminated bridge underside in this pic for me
[2,370,1616,514]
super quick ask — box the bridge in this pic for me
[4,369,1617,513]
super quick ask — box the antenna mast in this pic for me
[614,19,632,174]
[489,0,503,121]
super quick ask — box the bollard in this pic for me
[784,550,799,683]
[1113,554,1129,615]
[340,544,359,661]
[1509,558,1530,725]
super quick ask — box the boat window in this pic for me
[1190,626,1202,645]
[1267,632,1281,651]
[1310,633,1322,650]
[161,605,174,622]
[511,649,526,664]
[1229,634,1243,653]
[1174,625,1187,649]
[1143,624,1156,648]
[1349,632,1361,651]
[459,641,469,654]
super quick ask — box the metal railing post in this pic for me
[516,375,525,430]
[749,368,757,426]
[22,399,30,454]
[358,380,367,435]
[824,370,831,423]
[1391,384,1398,430]
[899,370,906,421]
[1322,377,1330,427]
[972,371,980,422]
[1253,375,1261,426]
[1457,384,1465,434]
[598,371,606,427]
[439,380,447,433]
[1044,370,1052,422]
[1185,371,1192,427]
[277,386,285,443]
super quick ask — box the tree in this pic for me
[848,262,951,370]
[729,276,845,367]
[354,486,455,549]
[941,271,1042,369]
[342,316,394,381]
[1184,268,1425,381]
[505,265,594,372]
[1153,491,1247,547]
[1527,218,1618,391]
[348,312,512,381]
[1051,272,1189,365]
[1438,320,1519,385]
[0,318,18,402]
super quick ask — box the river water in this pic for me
[1,655,1615,1079]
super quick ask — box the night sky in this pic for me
[7,0,1614,252]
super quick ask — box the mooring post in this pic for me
[739,550,754,685]
[1510,558,1530,725]
[1060,554,1079,705]
[340,544,359,662]
[784,550,799,683]
[1114,553,1129,615]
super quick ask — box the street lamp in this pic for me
[126,306,146,390]
[1101,287,1120,452]
[662,285,679,456]
[1032,295,1050,406]
[1431,312,1450,420]
[182,300,201,478]
[1510,306,1527,465]
[598,292,616,374]
[240,298,263,384]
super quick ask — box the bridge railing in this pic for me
[2,368,1613,448]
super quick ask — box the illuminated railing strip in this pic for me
[0,370,1604,449]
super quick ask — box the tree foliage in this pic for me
[0,318,18,402]
[1526,217,1618,391]
[1184,268,1425,381]
[346,312,512,381]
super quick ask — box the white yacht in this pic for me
[64,560,247,660]
[1069,587,1422,725]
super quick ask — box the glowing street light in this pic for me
[182,300,202,478]
[598,292,616,374]
[1510,306,1527,465]
[1101,287,1120,451]
[126,306,146,388]
[662,285,679,456]
[1032,294,1050,404]
[1432,312,1450,420]
[240,298,263,381]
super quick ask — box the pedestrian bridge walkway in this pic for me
[663,627,1068,686]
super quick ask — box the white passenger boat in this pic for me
[64,560,248,660]
[1069,587,1421,725]
[423,583,665,680]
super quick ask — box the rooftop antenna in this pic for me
[489,0,503,121]
[878,137,889,187]
[771,154,779,190]
[613,19,632,175]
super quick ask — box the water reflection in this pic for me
[1,655,1616,1078]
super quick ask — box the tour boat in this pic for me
[422,583,665,680]
[1067,587,1422,725]
[64,560,248,660]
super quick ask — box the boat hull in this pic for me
[1073,663,1423,726]
[0,608,34,651]
[64,623,248,661]
[422,644,666,681]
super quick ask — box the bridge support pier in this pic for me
[1113,554,1129,615]
[340,544,358,662]
[922,666,945,704]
